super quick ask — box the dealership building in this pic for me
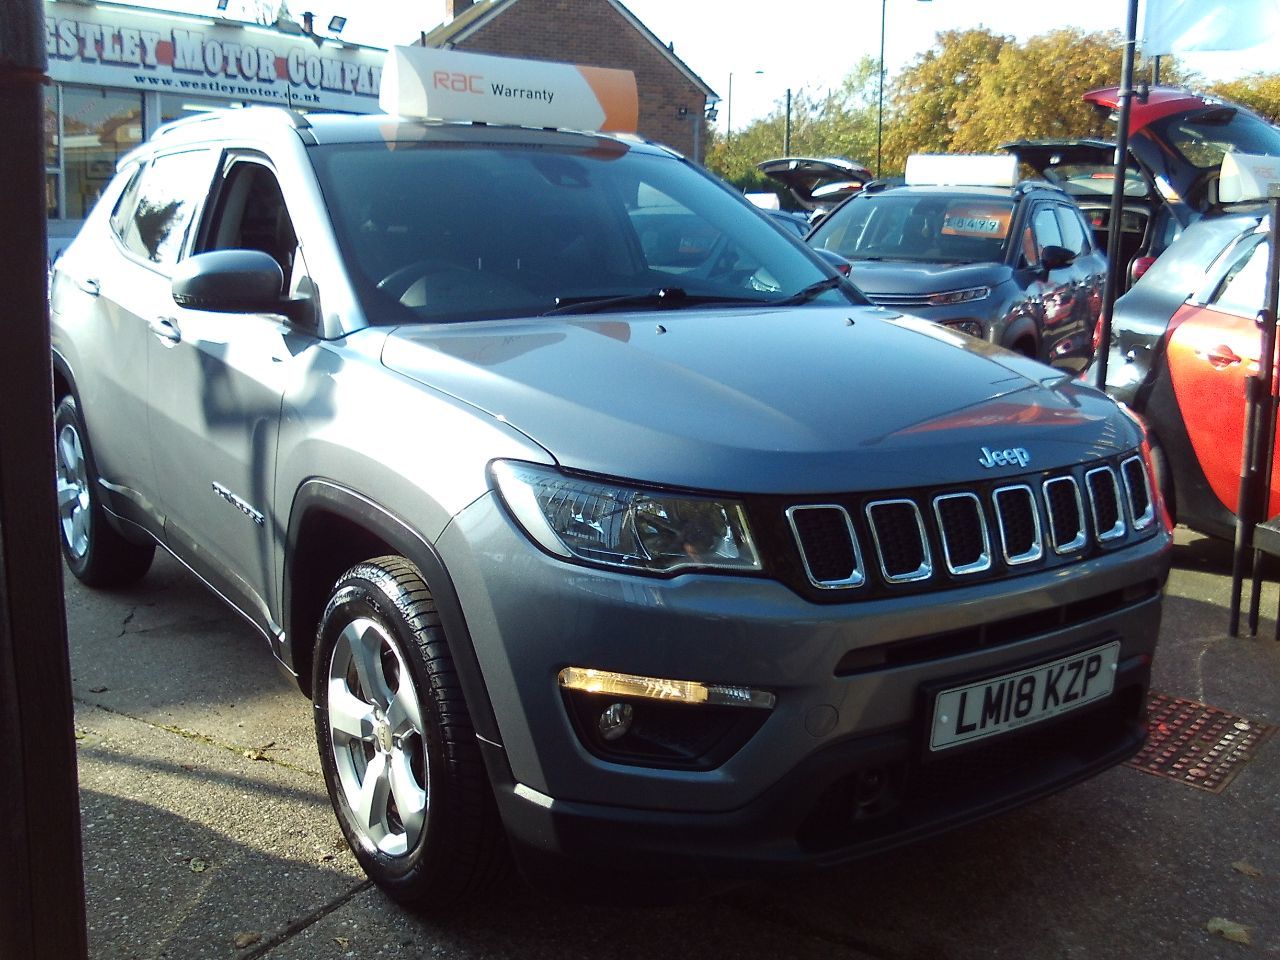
[43,0,386,259]
[43,0,716,261]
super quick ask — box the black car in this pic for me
[756,156,873,216]
[802,154,1105,372]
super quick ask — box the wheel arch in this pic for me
[1000,313,1041,358]
[283,479,503,748]
[51,350,75,404]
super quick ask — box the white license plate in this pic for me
[929,640,1120,751]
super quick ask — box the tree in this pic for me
[880,28,1009,174]
[706,58,880,198]
[948,29,1126,151]
[1210,74,1280,124]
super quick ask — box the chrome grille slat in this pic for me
[1085,466,1126,542]
[1121,455,1156,530]
[862,292,935,309]
[933,492,991,575]
[786,505,865,589]
[1043,476,1087,554]
[866,499,932,583]
[992,485,1043,565]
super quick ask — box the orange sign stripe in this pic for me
[576,65,638,133]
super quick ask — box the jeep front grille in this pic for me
[780,454,1157,596]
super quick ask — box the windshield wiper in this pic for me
[541,287,764,317]
[769,275,847,307]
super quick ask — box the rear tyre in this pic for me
[313,556,507,909]
[54,395,155,587]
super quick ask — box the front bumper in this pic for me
[437,491,1169,881]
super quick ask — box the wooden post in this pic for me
[0,0,89,956]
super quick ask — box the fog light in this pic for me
[598,702,634,740]
[558,666,775,708]
[941,319,985,339]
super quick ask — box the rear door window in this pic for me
[1210,238,1268,318]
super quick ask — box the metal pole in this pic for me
[877,0,886,179]
[726,71,733,138]
[784,87,792,155]
[1233,188,1280,635]
[1094,0,1140,393]
[0,0,89,955]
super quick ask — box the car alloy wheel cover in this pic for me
[327,616,428,858]
[55,421,91,560]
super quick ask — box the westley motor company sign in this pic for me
[45,0,384,113]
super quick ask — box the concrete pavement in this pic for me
[65,529,1280,959]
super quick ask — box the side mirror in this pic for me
[1039,245,1076,272]
[813,247,853,276]
[172,249,313,325]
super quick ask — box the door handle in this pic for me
[149,316,182,345]
[78,277,100,297]
[1203,344,1243,368]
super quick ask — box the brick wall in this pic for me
[451,0,707,157]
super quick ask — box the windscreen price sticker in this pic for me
[929,640,1120,751]
[941,205,1011,239]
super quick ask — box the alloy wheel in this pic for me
[55,421,91,560]
[326,616,428,857]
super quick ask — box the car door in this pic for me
[1020,202,1091,369]
[147,153,316,630]
[63,149,218,535]
[1164,236,1280,517]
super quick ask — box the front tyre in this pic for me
[313,556,507,908]
[54,395,155,587]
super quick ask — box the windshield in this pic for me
[808,192,1014,264]
[310,140,855,323]
[1148,108,1280,170]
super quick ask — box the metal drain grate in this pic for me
[1127,692,1276,793]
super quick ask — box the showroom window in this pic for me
[47,85,143,221]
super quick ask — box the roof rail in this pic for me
[151,105,312,139]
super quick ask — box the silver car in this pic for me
[50,104,1170,907]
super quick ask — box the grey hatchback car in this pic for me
[50,52,1170,907]
[801,156,1107,373]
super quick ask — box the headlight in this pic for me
[928,286,990,306]
[491,460,762,574]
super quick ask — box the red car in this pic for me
[1103,207,1273,539]
[1007,86,1280,289]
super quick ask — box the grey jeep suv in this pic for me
[50,104,1171,906]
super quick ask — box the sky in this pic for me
[130,0,1278,133]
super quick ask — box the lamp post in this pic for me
[725,69,763,139]
[878,0,931,178]
[784,87,792,155]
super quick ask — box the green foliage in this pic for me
[704,28,1214,192]
[948,30,1125,152]
[706,57,879,194]
[880,28,1008,175]
[1209,74,1280,124]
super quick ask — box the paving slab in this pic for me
[75,704,365,959]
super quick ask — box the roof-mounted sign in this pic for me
[380,45,638,133]
[905,154,1018,188]
[1220,152,1280,203]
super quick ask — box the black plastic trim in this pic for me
[283,479,505,752]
